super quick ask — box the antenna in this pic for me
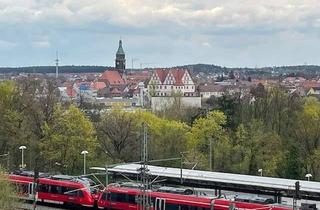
[139,123,151,210]
[132,58,139,73]
[55,51,59,79]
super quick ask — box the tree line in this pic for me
[0,66,109,74]
[0,79,320,181]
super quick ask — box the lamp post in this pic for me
[258,168,263,176]
[305,173,312,181]
[81,150,88,175]
[19,146,27,169]
[209,138,213,171]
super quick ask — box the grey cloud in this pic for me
[0,0,320,67]
[1,1,319,32]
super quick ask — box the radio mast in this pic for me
[55,51,59,79]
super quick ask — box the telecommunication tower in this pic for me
[55,51,59,79]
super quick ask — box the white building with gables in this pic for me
[148,68,196,97]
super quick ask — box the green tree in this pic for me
[0,167,18,209]
[97,110,140,162]
[233,121,283,176]
[280,145,303,179]
[293,97,320,179]
[188,110,227,170]
[137,111,190,163]
[41,105,97,174]
[0,81,27,170]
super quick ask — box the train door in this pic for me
[28,183,35,200]
[155,198,166,210]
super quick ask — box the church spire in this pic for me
[116,39,125,55]
[115,39,126,73]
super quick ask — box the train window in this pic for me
[166,204,180,210]
[101,192,107,201]
[50,185,62,194]
[65,187,77,196]
[115,193,127,202]
[180,205,187,210]
[110,193,135,203]
[180,206,206,210]
[128,194,136,204]
[39,184,49,193]
[61,186,67,193]
[118,193,127,202]
[78,190,84,198]
[110,193,118,202]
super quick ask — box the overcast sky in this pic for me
[0,0,320,68]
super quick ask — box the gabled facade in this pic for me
[148,68,196,96]
[307,87,320,96]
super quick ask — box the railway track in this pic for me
[18,201,88,210]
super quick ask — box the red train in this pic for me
[9,173,292,210]
[9,174,97,208]
[97,186,292,210]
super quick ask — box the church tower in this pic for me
[115,39,126,74]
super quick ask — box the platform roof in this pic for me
[103,163,320,194]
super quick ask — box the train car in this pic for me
[234,194,274,204]
[9,174,96,208]
[97,186,292,210]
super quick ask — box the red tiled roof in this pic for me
[154,68,187,85]
[303,81,320,89]
[100,70,125,85]
[155,69,168,83]
[66,86,77,98]
[171,69,186,86]
[92,82,106,90]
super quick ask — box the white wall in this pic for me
[151,96,201,111]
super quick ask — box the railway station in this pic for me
[105,163,320,203]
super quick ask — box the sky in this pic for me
[0,0,320,68]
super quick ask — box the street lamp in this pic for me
[19,146,27,169]
[81,150,88,175]
[305,173,312,181]
[258,168,263,176]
